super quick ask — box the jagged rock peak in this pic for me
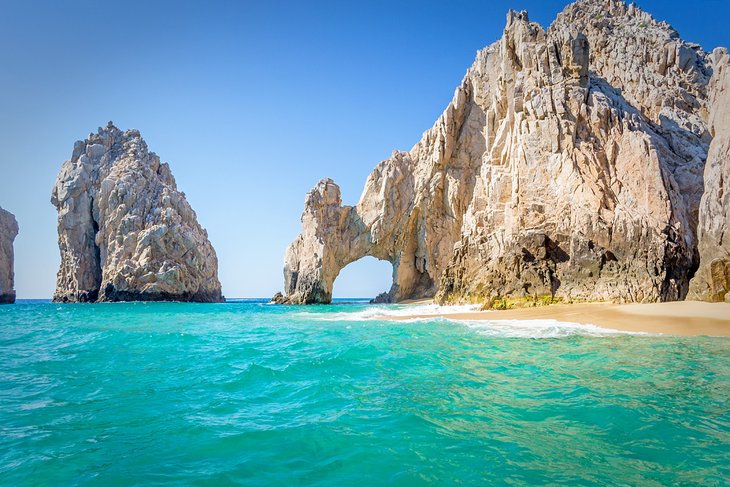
[0,207,18,304]
[51,123,224,303]
[277,0,721,305]
[505,9,529,27]
[551,0,711,125]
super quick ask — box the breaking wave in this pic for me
[294,303,482,321]
[455,319,651,338]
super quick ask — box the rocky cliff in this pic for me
[52,123,223,303]
[0,207,18,304]
[689,49,730,302]
[279,0,726,305]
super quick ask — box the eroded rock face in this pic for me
[279,0,719,305]
[689,49,730,302]
[0,207,18,304]
[52,123,223,303]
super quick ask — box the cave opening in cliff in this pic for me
[332,256,393,301]
[89,198,102,301]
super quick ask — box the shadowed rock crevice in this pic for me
[52,122,224,303]
[278,0,722,305]
[689,48,730,302]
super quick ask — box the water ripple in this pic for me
[0,301,728,485]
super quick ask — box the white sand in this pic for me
[381,301,730,337]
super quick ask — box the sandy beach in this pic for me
[383,301,730,337]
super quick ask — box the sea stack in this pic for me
[51,122,223,303]
[278,0,723,305]
[0,207,18,304]
[689,49,730,302]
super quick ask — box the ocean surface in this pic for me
[1,299,728,485]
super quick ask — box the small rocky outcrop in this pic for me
[370,292,392,304]
[278,0,722,305]
[0,207,18,304]
[689,49,730,302]
[270,292,287,304]
[51,122,223,303]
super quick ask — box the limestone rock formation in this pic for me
[279,0,724,305]
[370,292,392,304]
[52,122,223,303]
[270,292,286,304]
[689,49,730,302]
[0,207,18,304]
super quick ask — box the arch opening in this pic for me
[332,256,393,302]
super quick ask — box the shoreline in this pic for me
[386,301,730,337]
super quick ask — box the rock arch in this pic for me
[278,174,447,304]
[277,3,714,305]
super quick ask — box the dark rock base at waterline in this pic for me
[53,288,224,304]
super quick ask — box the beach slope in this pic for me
[381,301,730,337]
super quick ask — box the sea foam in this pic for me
[293,303,481,321]
[455,319,651,338]
[296,303,651,338]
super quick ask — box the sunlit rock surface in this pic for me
[279,0,725,305]
[52,123,223,303]
[0,207,18,304]
[690,49,730,302]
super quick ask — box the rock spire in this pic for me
[52,122,223,303]
[0,207,18,304]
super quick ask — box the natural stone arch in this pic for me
[278,176,444,304]
[276,4,711,306]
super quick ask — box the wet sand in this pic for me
[386,301,730,337]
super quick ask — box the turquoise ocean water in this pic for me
[0,299,728,485]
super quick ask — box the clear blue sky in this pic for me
[1,0,727,298]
